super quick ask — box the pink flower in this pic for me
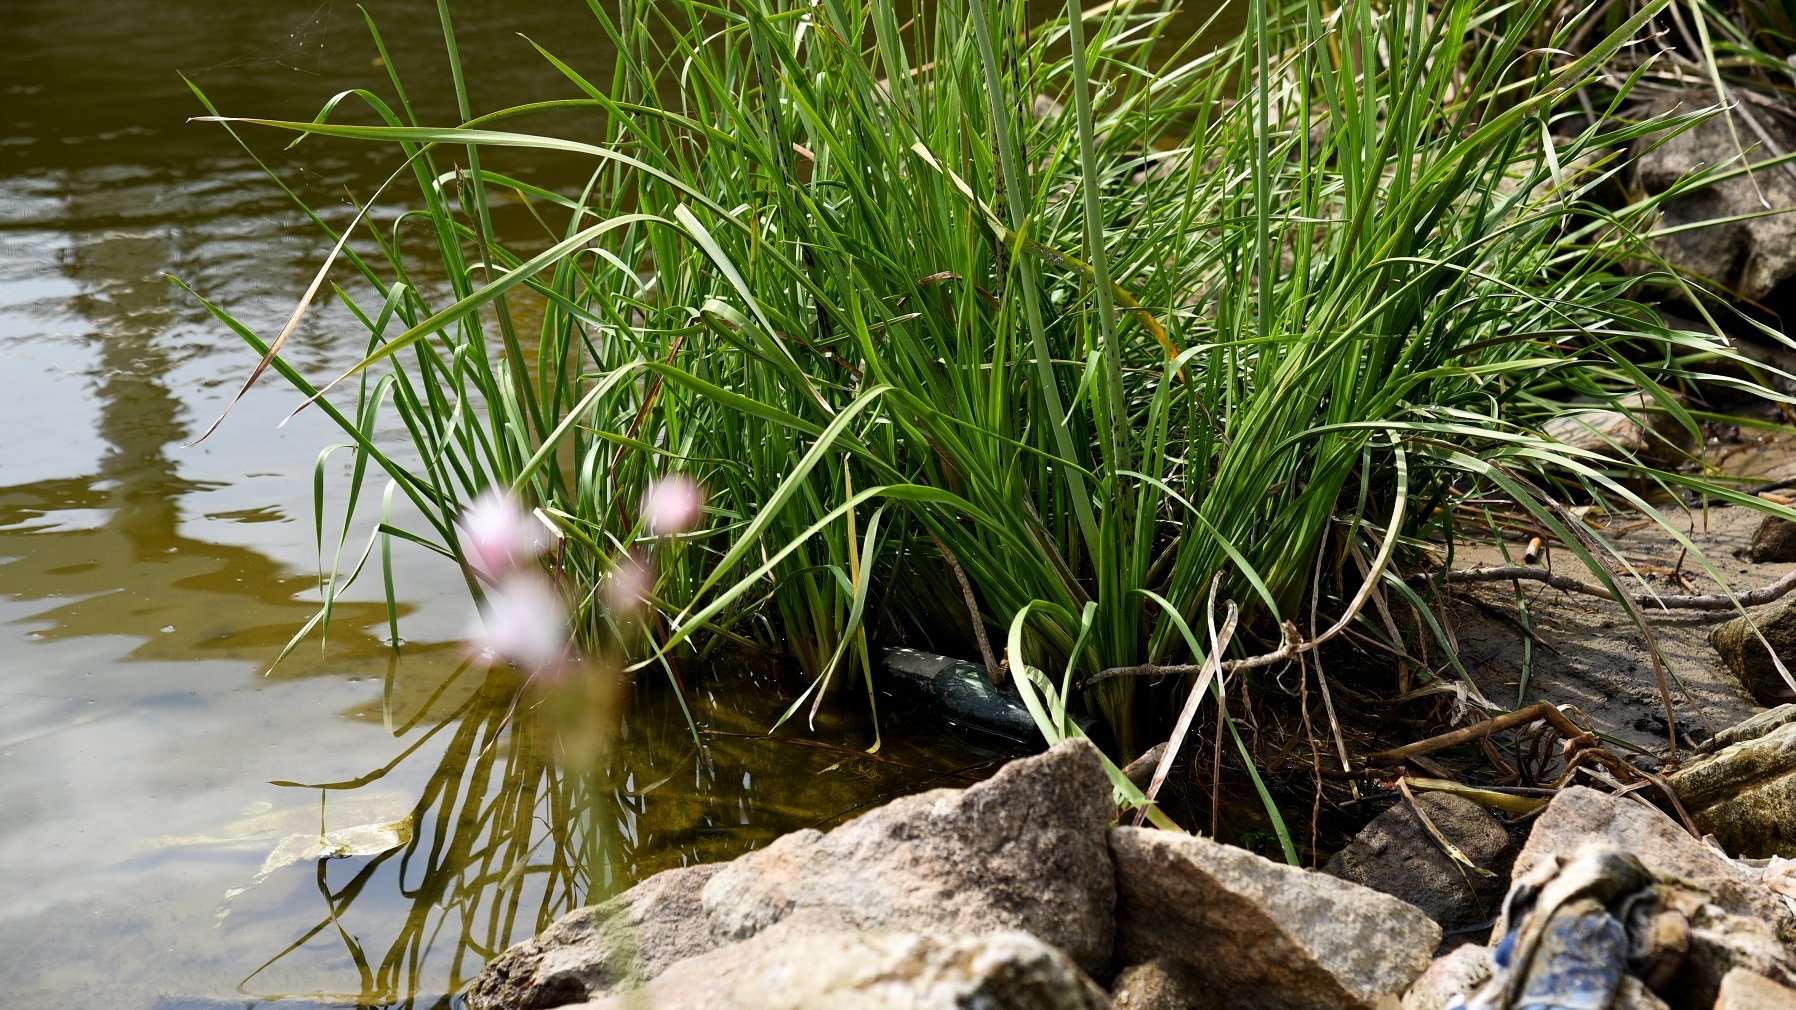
[459,489,548,580]
[465,573,569,675]
[641,475,704,536]
[604,554,652,615]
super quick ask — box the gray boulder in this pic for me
[1110,826,1441,1010]
[1703,704,1796,754]
[1633,89,1796,305]
[1324,792,1515,932]
[1505,787,1790,931]
[466,741,1117,1008]
[700,738,1117,974]
[1668,906,1796,1010]
[463,863,721,1010]
[565,920,1114,1010]
[1711,605,1796,707]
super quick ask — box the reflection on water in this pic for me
[0,300,401,666]
[0,6,1012,1004]
[1,0,1222,1004]
[221,658,998,1008]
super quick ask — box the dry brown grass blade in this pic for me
[1403,776,1550,814]
[1397,777,1498,878]
[1134,577,1238,826]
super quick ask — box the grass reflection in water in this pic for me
[235,652,1001,1006]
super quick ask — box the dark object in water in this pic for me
[881,648,1096,743]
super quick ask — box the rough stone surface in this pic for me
[1665,907,1796,1009]
[1672,717,1796,856]
[1110,959,1221,1010]
[1508,787,1788,956]
[1711,604,1796,707]
[565,922,1114,1010]
[1717,967,1796,1009]
[1703,705,1796,754]
[1401,943,1494,1010]
[1324,793,1515,931]
[1541,393,1695,468]
[1505,787,1791,934]
[464,863,720,1010]
[1752,516,1796,564]
[1673,718,1796,810]
[1110,826,1441,1010]
[701,739,1117,974]
[1633,88,1796,304]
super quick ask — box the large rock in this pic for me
[1704,705,1796,754]
[699,739,1117,975]
[1672,713,1796,856]
[467,741,1118,1008]
[1716,967,1796,1009]
[565,921,1113,1010]
[1633,89,1796,305]
[464,863,721,1010]
[1110,826,1441,1010]
[1503,786,1796,1007]
[1506,787,1791,931]
[1324,793,1515,932]
[1711,605,1796,707]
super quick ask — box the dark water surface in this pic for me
[0,2,1213,1005]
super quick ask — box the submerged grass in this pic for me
[192,0,1796,844]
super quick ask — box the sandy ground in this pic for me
[1439,458,1796,761]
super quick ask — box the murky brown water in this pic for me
[0,2,1091,1005]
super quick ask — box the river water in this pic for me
[0,2,1071,1005]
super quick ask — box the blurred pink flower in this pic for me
[604,554,652,615]
[459,488,548,580]
[641,475,704,536]
[466,573,569,675]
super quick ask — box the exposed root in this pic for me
[1363,701,1701,835]
[1087,561,1796,692]
[1424,563,1796,612]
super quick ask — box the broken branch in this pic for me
[1420,564,1796,612]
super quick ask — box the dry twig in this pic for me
[1419,564,1796,612]
[931,533,1003,686]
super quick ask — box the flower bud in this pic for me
[465,572,568,676]
[458,488,549,580]
[641,475,704,536]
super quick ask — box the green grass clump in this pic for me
[191,0,1791,833]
